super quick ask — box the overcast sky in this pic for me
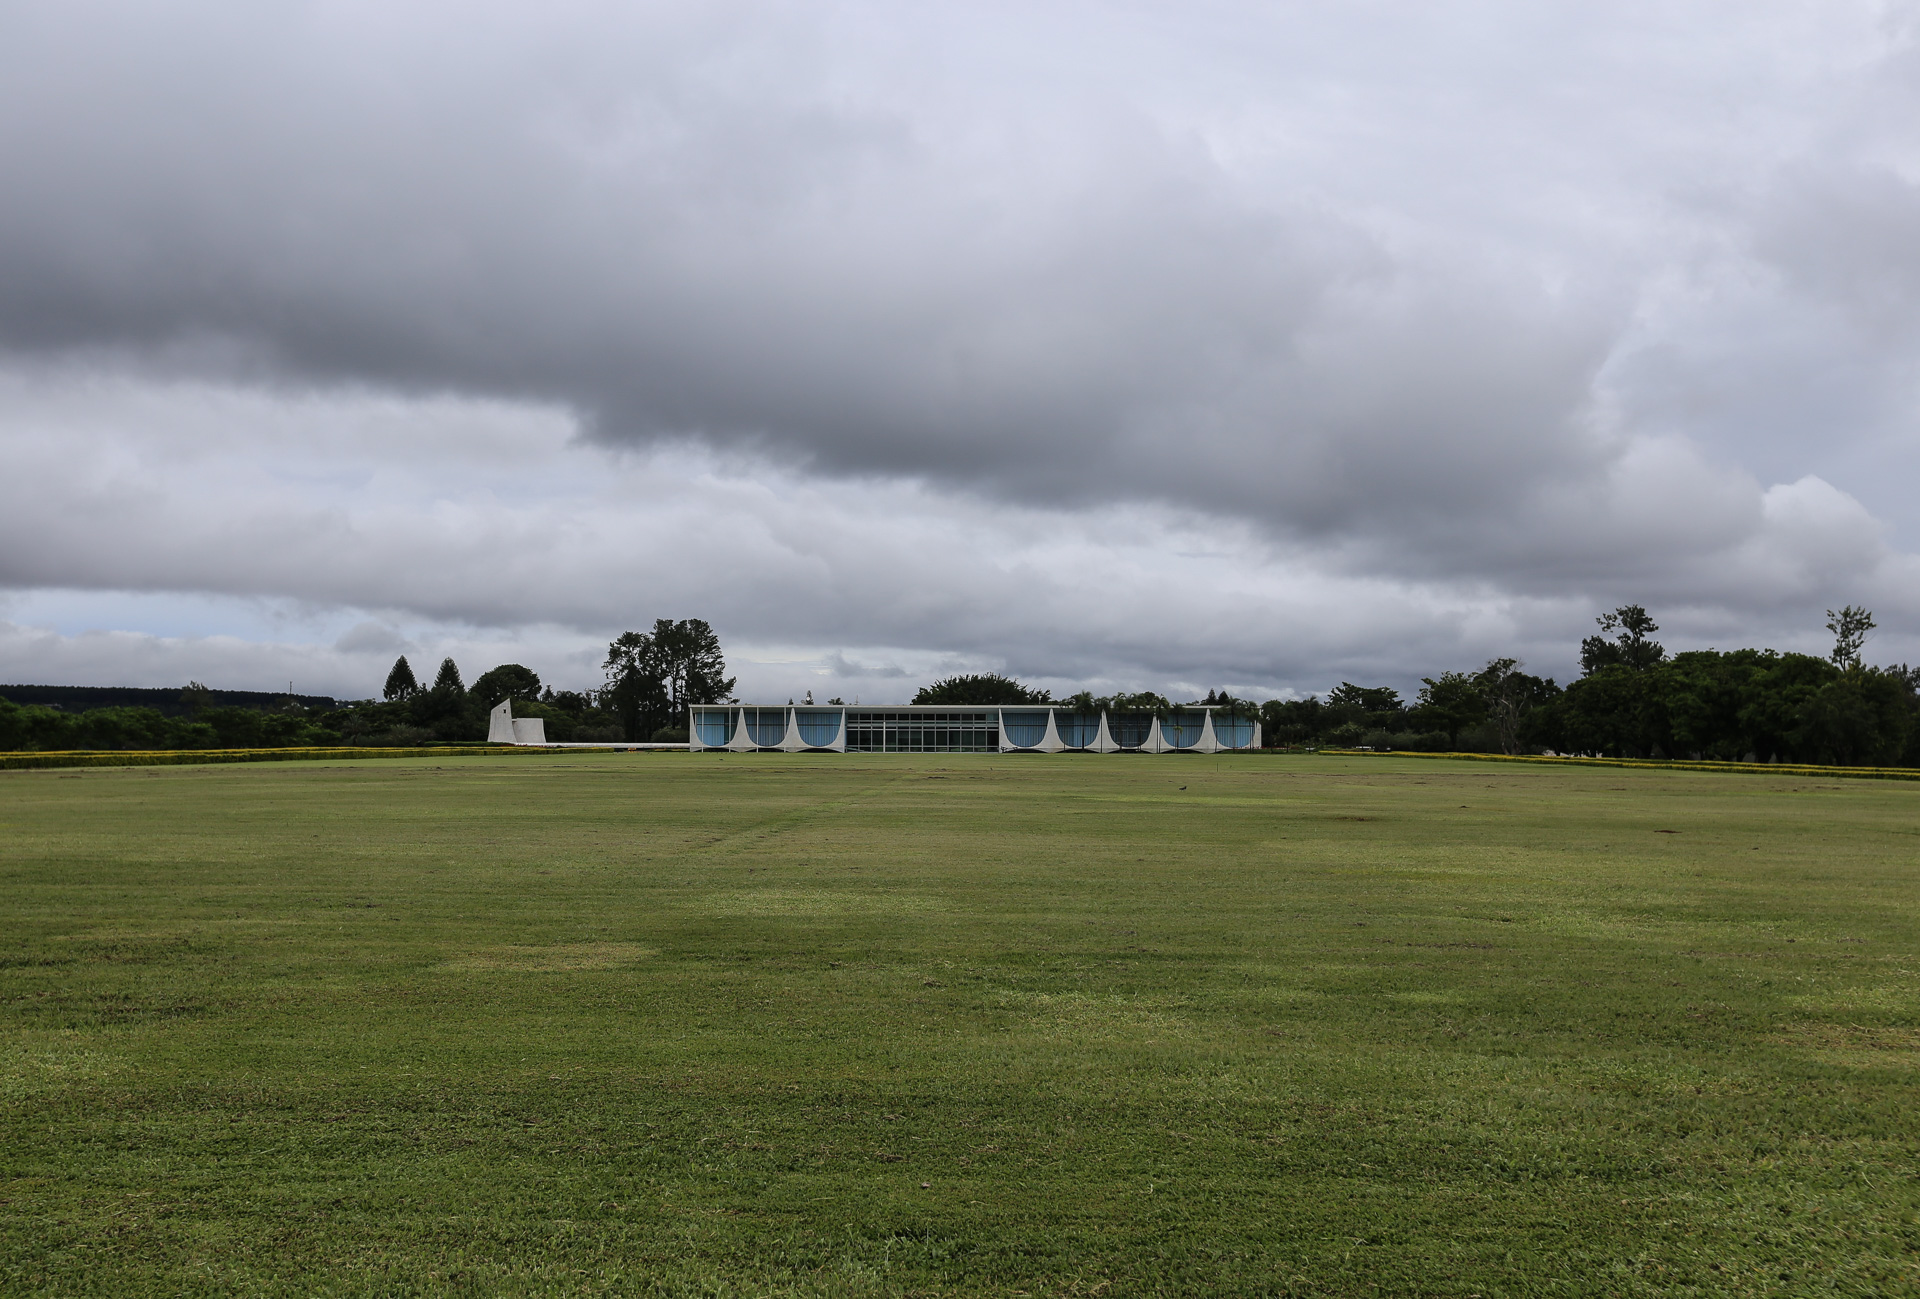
[4,0,1919,703]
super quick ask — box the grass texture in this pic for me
[1,753,1916,1295]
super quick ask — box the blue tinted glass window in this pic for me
[1162,713,1204,748]
[796,709,841,746]
[745,707,786,746]
[1214,715,1254,748]
[694,709,734,745]
[1002,710,1048,747]
[1055,712,1100,747]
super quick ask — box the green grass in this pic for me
[1,753,1916,1296]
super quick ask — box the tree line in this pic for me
[0,619,733,751]
[915,606,1918,765]
[4,607,1916,765]
[344,617,734,745]
[1257,605,1920,765]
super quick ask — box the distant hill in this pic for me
[0,685,340,718]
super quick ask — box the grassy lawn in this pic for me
[1,752,1916,1296]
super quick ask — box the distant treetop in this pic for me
[431,657,465,695]
[913,674,1052,706]
[470,663,541,706]
[382,656,419,702]
[1580,604,1665,675]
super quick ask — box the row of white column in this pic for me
[715,707,847,753]
[697,707,1260,753]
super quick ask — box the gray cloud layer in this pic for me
[2,1,1918,694]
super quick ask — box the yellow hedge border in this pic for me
[0,745,602,772]
[1322,748,1920,782]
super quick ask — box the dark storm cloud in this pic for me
[0,1,1664,559]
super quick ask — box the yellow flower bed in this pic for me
[0,745,575,771]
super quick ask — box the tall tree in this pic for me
[1475,658,1559,755]
[1827,605,1875,671]
[1326,683,1402,714]
[604,620,734,739]
[470,663,541,706]
[651,619,734,725]
[604,629,668,741]
[1580,605,1665,675]
[1411,672,1485,748]
[382,656,418,701]
[431,657,465,695]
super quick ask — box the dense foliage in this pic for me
[602,619,735,741]
[1255,606,1920,765]
[9,604,1919,765]
[0,698,339,752]
[914,674,1053,705]
[0,620,737,751]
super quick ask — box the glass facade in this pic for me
[691,705,1255,752]
[1214,714,1255,749]
[693,708,735,746]
[1001,710,1049,748]
[845,711,998,752]
[1055,711,1101,748]
[1108,713,1154,748]
[1161,711,1205,749]
[744,707,786,746]
[794,709,841,747]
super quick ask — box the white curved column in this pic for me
[1252,720,1263,749]
[726,706,755,751]
[1039,709,1065,753]
[829,708,848,752]
[1095,711,1118,753]
[1197,711,1220,754]
[779,706,804,752]
[1145,716,1167,753]
[997,706,1015,752]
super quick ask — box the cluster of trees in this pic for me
[911,671,1530,750]
[0,685,338,752]
[323,655,609,746]
[0,618,737,751]
[913,605,1918,766]
[339,618,734,745]
[600,620,734,742]
[1255,668,1552,754]
[912,676,1253,720]
[1534,605,1918,765]
[1259,605,1920,765]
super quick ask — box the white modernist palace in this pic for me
[689,704,1260,753]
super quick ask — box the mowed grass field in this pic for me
[1,754,1916,1296]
